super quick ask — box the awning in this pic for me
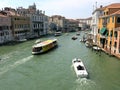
[100,27,107,35]
[114,31,117,37]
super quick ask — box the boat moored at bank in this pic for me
[32,39,58,55]
[54,31,62,36]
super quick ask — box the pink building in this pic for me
[0,13,12,44]
[114,27,120,57]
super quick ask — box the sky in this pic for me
[0,0,119,19]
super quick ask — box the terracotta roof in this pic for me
[78,17,92,20]
[111,10,120,15]
[51,15,65,18]
[0,14,7,17]
[68,19,74,21]
[5,11,20,16]
[106,3,120,8]
[86,17,92,20]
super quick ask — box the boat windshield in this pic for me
[53,41,57,44]
[77,65,84,70]
[32,47,42,52]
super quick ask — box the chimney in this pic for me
[43,11,45,15]
[100,5,103,8]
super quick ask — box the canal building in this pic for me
[78,22,87,31]
[97,3,120,57]
[77,17,92,31]
[2,7,30,41]
[0,12,13,44]
[67,19,79,32]
[91,5,104,43]
[49,15,66,32]
[17,3,49,38]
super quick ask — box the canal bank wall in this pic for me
[101,48,120,59]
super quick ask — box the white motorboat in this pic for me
[72,58,88,78]
[92,46,101,51]
[76,32,80,36]
[16,39,27,42]
[35,39,42,44]
[54,31,62,36]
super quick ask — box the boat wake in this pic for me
[0,55,33,75]
[0,51,20,63]
[75,78,98,90]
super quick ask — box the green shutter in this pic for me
[105,31,108,37]
[100,27,107,35]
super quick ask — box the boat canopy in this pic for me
[33,39,57,48]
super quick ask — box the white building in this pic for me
[91,6,104,43]
[43,15,49,35]
[77,17,92,30]
[78,22,87,30]
[49,15,66,32]
[17,3,49,38]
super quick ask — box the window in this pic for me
[106,12,108,15]
[114,42,117,48]
[110,30,113,37]
[110,41,112,46]
[100,11,102,14]
[114,31,117,38]
[104,12,105,15]
[117,17,120,23]
[107,17,110,23]
[112,16,114,23]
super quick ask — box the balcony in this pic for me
[102,21,107,26]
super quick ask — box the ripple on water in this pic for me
[0,55,33,75]
[75,78,100,90]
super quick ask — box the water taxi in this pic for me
[72,58,88,78]
[32,39,57,55]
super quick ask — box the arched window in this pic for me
[114,42,117,48]
[98,29,100,33]
[117,17,120,23]
[110,30,113,37]
[114,31,118,38]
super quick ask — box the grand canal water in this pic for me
[0,31,120,90]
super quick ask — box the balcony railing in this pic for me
[102,21,107,26]
[114,27,120,31]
